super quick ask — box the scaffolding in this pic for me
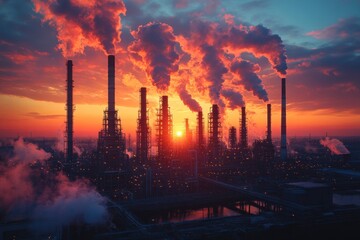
[229,126,237,150]
[64,60,75,164]
[240,106,248,149]
[208,104,222,165]
[156,96,173,163]
[136,87,150,163]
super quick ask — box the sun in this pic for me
[176,131,183,137]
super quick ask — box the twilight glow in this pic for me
[0,0,359,139]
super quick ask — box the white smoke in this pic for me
[0,138,108,232]
[320,137,350,155]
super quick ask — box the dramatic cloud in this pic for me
[178,84,202,112]
[223,24,287,76]
[221,89,245,110]
[307,17,360,40]
[0,138,108,232]
[129,22,180,91]
[201,44,227,108]
[32,0,126,56]
[230,60,269,102]
[320,137,350,155]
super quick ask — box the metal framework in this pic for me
[65,60,75,163]
[208,104,222,164]
[156,96,173,162]
[136,87,150,162]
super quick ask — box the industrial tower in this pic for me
[208,104,222,165]
[156,96,173,163]
[97,55,125,171]
[136,87,150,163]
[281,78,287,161]
[65,60,74,163]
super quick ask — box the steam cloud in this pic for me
[221,89,245,110]
[320,137,350,155]
[201,44,227,109]
[230,60,269,102]
[224,25,287,76]
[129,22,180,91]
[0,138,108,232]
[178,84,202,112]
[32,0,126,56]
[179,19,287,110]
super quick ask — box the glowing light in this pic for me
[176,131,183,137]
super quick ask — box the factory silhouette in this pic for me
[1,54,358,240]
[64,54,288,197]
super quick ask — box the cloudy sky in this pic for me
[0,0,359,140]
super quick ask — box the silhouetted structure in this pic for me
[240,106,248,149]
[281,78,287,161]
[136,87,149,163]
[156,96,173,163]
[208,104,222,165]
[65,60,74,163]
[97,55,126,171]
[229,127,237,150]
[267,104,272,144]
[185,118,191,148]
[197,111,204,151]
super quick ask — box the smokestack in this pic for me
[281,78,287,161]
[157,96,172,160]
[267,104,272,143]
[211,104,219,146]
[185,118,191,144]
[197,111,204,150]
[66,60,73,163]
[108,55,116,135]
[137,87,148,162]
[229,127,237,149]
[240,106,248,148]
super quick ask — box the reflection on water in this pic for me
[134,200,284,224]
[141,206,240,224]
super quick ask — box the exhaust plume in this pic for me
[129,22,180,91]
[230,59,269,102]
[221,89,245,109]
[0,138,108,232]
[320,137,350,155]
[201,44,227,108]
[225,24,287,76]
[178,84,202,112]
[33,0,126,56]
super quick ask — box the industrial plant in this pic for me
[1,54,360,240]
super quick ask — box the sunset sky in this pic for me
[0,0,359,142]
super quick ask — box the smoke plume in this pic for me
[32,0,126,56]
[221,89,245,110]
[129,22,180,91]
[178,84,202,112]
[0,138,108,232]
[320,137,350,155]
[230,60,269,102]
[224,25,287,76]
[201,44,227,108]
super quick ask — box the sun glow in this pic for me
[176,131,183,137]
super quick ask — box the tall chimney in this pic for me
[157,96,172,160]
[267,104,272,143]
[108,55,116,135]
[137,87,148,162]
[212,104,219,147]
[281,78,287,161]
[197,111,204,150]
[229,126,237,149]
[240,106,248,148]
[66,60,73,163]
[185,118,190,146]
